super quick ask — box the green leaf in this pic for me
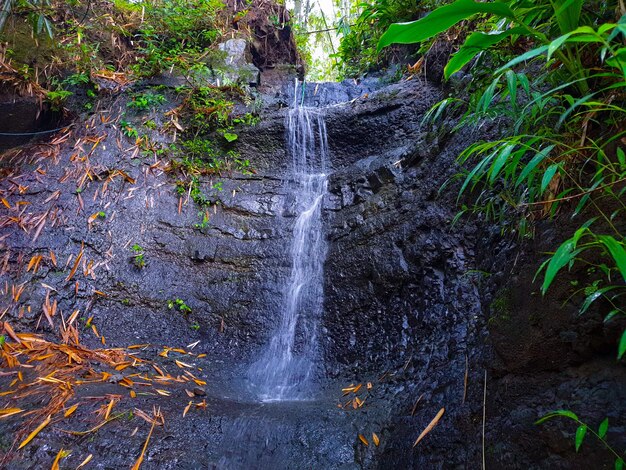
[552,0,584,34]
[222,132,238,142]
[616,457,624,470]
[597,236,626,282]
[378,0,516,50]
[479,76,500,113]
[580,286,620,315]
[495,45,549,74]
[505,69,517,106]
[604,309,620,323]
[516,145,555,186]
[575,424,586,452]
[489,144,516,183]
[619,330,626,360]
[541,164,559,193]
[541,237,583,294]
[459,150,496,195]
[444,28,526,79]
[535,409,579,424]
[518,73,530,96]
[547,32,574,59]
[598,418,609,439]
[0,335,5,347]
[617,148,626,169]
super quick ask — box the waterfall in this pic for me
[250,81,329,401]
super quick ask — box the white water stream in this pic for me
[250,80,329,401]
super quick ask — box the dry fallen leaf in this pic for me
[65,245,84,282]
[372,433,380,447]
[19,415,52,449]
[131,408,162,470]
[358,434,369,447]
[183,401,192,417]
[0,408,23,419]
[413,407,445,448]
[51,448,70,470]
[64,404,79,418]
[76,454,93,469]
[2,321,21,343]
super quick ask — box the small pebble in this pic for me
[193,387,206,397]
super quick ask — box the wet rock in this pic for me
[192,386,207,397]
[108,373,125,384]
[0,95,63,151]
[1,75,622,470]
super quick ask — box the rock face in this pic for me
[218,39,261,86]
[0,96,62,151]
[0,75,624,469]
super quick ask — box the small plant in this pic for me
[190,321,200,331]
[130,244,145,269]
[537,410,624,468]
[221,131,238,142]
[0,335,5,347]
[127,92,167,111]
[63,72,91,86]
[120,119,139,139]
[194,211,210,230]
[121,298,131,306]
[46,89,73,111]
[168,298,192,314]
[232,113,260,127]
[144,119,157,130]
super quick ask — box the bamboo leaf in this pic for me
[541,238,582,294]
[76,454,93,469]
[541,164,559,193]
[552,0,584,34]
[489,144,516,183]
[495,45,549,73]
[535,409,579,424]
[516,145,555,186]
[580,286,620,315]
[618,330,626,360]
[378,0,515,50]
[506,69,518,106]
[18,415,52,449]
[597,236,626,282]
[445,28,526,79]
[575,424,586,452]
[598,418,609,439]
[413,407,445,447]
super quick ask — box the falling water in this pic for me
[250,80,329,401]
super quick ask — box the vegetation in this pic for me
[335,0,430,78]
[130,244,145,269]
[379,0,626,463]
[168,298,192,315]
[537,410,624,467]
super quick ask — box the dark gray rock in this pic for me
[1,75,623,470]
